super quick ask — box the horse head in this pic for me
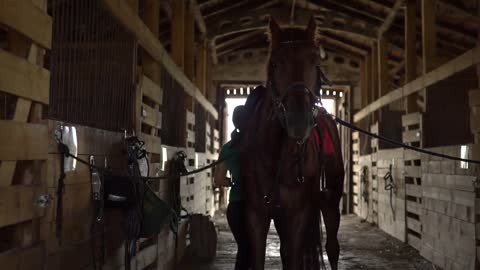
[267,17,323,142]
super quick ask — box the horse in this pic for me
[239,17,345,270]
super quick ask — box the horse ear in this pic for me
[306,17,319,46]
[268,16,281,44]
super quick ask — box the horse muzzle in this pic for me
[279,84,318,141]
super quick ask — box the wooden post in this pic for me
[196,38,208,96]
[405,0,419,113]
[184,2,195,81]
[378,37,389,97]
[360,58,369,108]
[421,0,437,73]
[171,0,186,70]
[366,54,372,105]
[420,0,438,112]
[371,43,379,101]
[371,43,379,121]
[142,0,161,84]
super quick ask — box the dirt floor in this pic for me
[180,214,434,270]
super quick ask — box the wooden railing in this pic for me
[354,46,480,122]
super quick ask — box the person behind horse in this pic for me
[214,105,251,270]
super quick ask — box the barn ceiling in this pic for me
[157,0,479,84]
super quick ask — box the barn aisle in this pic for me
[180,214,433,270]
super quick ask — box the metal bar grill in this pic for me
[49,0,136,132]
[161,68,186,147]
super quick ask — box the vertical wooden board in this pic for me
[421,0,437,73]
[0,161,16,186]
[141,0,161,84]
[378,37,389,96]
[0,121,47,160]
[141,76,163,105]
[171,0,186,70]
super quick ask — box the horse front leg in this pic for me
[283,208,310,270]
[320,197,341,270]
[245,206,270,270]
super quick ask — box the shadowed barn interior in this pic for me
[0,0,479,269]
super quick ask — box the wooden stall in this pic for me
[353,37,480,268]
[1,0,219,269]
[0,0,50,268]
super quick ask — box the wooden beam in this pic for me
[318,35,369,56]
[185,3,196,81]
[171,0,186,70]
[191,0,207,34]
[0,50,50,104]
[204,0,249,20]
[216,30,265,51]
[354,46,480,122]
[101,0,218,118]
[371,43,379,101]
[0,0,52,49]
[377,0,404,39]
[405,0,417,83]
[378,37,389,96]
[405,0,419,113]
[142,0,161,84]
[437,1,480,25]
[196,39,208,96]
[422,0,438,73]
[360,58,368,107]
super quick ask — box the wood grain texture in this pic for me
[0,50,50,104]
[0,0,52,49]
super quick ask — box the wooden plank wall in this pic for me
[353,144,479,269]
[402,113,423,250]
[469,88,480,266]
[375,149,406,242]
[0,0,50,268]
[370,123,379,224]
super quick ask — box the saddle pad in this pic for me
[314,118,335,155]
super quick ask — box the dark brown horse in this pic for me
[240,18,345,270]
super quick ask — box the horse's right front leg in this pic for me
[245,207,270,270]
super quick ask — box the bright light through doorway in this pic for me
[225,98,335,141]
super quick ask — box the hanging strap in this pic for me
[56,143,68,245]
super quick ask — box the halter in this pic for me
[267,40,326,142]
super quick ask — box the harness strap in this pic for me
[56,143,68,245]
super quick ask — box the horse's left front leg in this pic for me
[283,207,310,270]
[245,207,270,270]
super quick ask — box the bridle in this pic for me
[267,40,327,143]
[261,40,330,207]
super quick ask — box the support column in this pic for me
[371,42,379,121]
[171,0,186,70]
[378,37,389,97]
[421,0,437,73]
[142,0,161,84]
[405,0,419,112]
[360,57,370,108]
[420,0,438,112]
[196,38,208,96]
[185,2,196,81]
